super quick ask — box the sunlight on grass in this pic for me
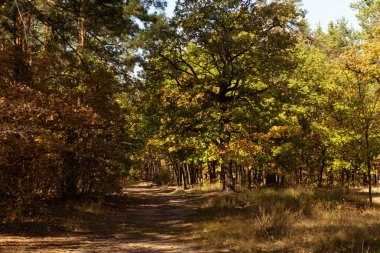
[170,183,223,195]
[193,188,380,252]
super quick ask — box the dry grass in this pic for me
[171,182,223,195]
[192,188,380,252]
[2,184,380,252]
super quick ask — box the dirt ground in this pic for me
[0,182,215,253]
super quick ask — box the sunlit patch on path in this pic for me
[0,182,215,252]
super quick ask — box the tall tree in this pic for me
[0,0,164,204]
[144,0,303,190]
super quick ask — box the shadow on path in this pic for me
[0,182,214,252]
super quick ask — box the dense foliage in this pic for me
[0,0,163,210]
[1,0,379,212]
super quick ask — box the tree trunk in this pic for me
[365,129,372,205]
[220,162,226,191]
[224,160,235,191]
[367,156,372,205]
[181,164,187,190]
[248,169,252,191]
[184,164,190,187]
[212,161,216,182]
[173,161,180,187]
[12,7,32,85]
[207,161,212,184]
[179,164,183,186]
[235,163,238,185]
[318,147,326,188]
[78,0,86,49]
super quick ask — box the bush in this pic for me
[254,205,296,240]
[152,170,171,186]
[128,168,141,182]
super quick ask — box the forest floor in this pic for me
[0,182,218,253]
[1,184,380,253]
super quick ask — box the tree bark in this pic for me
[181,164,187,190]
[248,169,252,191]
[220,162,226,191]
[224,159,235,191]
[365,128,372,205]
[318,147,326,188]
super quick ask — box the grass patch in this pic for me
[192,188,380,252]
[170,183,223,195]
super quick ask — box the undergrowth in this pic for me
[193,188,380,252]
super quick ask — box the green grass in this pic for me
[191,188,380,252]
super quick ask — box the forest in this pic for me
[1,0,380,252]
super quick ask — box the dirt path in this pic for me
[0,183,214,252]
